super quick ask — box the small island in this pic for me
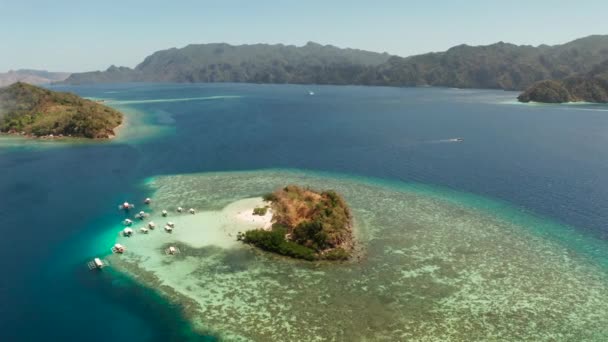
[0,82,123,139]
[239,185,354,261]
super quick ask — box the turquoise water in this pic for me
[107,169,608,340]
[1,83,608,341]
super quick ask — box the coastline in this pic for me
[0,114,126,141]
[108,115,127,140]
[235,205,273,230]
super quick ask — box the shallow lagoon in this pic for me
[105,170,608,341]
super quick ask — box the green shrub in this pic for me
[243,227,317,261]
[292,220,330,251]
[252,206,268,216]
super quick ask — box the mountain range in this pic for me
[0,69,71,87]
[62,35,608,95]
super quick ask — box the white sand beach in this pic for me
[114,197,272,251]
[235,202,273,230]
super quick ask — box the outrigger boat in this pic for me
[119,202,135,211]
[87,257,108,270]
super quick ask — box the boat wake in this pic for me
[108,95,243,105]
[425,138,464,144]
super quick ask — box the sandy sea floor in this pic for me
[101,170,608,341]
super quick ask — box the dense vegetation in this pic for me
[0,82,122,138]
[241,185,353,261]
[518,78,608,103]
[518,59,608,103]
[64,42,390,85]
[63,36,608,92]
[242,224,317,261]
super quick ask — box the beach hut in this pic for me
[148,221,156,229]
[112,243,126,253]
[123,219,133,226]
[188,208,195,214]
[164,225,173,233]
[177,207,183,213]
[123,228,133,237]
[144,198,151,204]
[165,246,180,255]
[140,227,149,234]
[136,211,146,220]
[162,210,168,217]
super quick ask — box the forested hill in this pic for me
[64,42,391,84]
[374,35,608,90]
[518,59,608,103]
[63,36,608,91]
[0,82,122,138]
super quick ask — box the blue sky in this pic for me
[1,0,607,72]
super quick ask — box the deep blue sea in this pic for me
[1,83,608,341]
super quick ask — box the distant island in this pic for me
[0,69,71,87]
[61,35,608,95]
[0,82,123,139]
[239,185,354,261]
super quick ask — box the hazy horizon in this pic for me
[1,0,607,72]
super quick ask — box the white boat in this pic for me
[140,227,149,234]
[123,219,133,226]
[119,202,134,210]
[177,207,183,213]
[144,198,151,204]
[162,210,168,217]
[148,221,156,229]
[164,225,173,233]
[88,257,107,270]
[308,90,315,96]
[188,208,196,214]
[123,228,133,237]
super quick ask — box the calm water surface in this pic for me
[1,83,608,341]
